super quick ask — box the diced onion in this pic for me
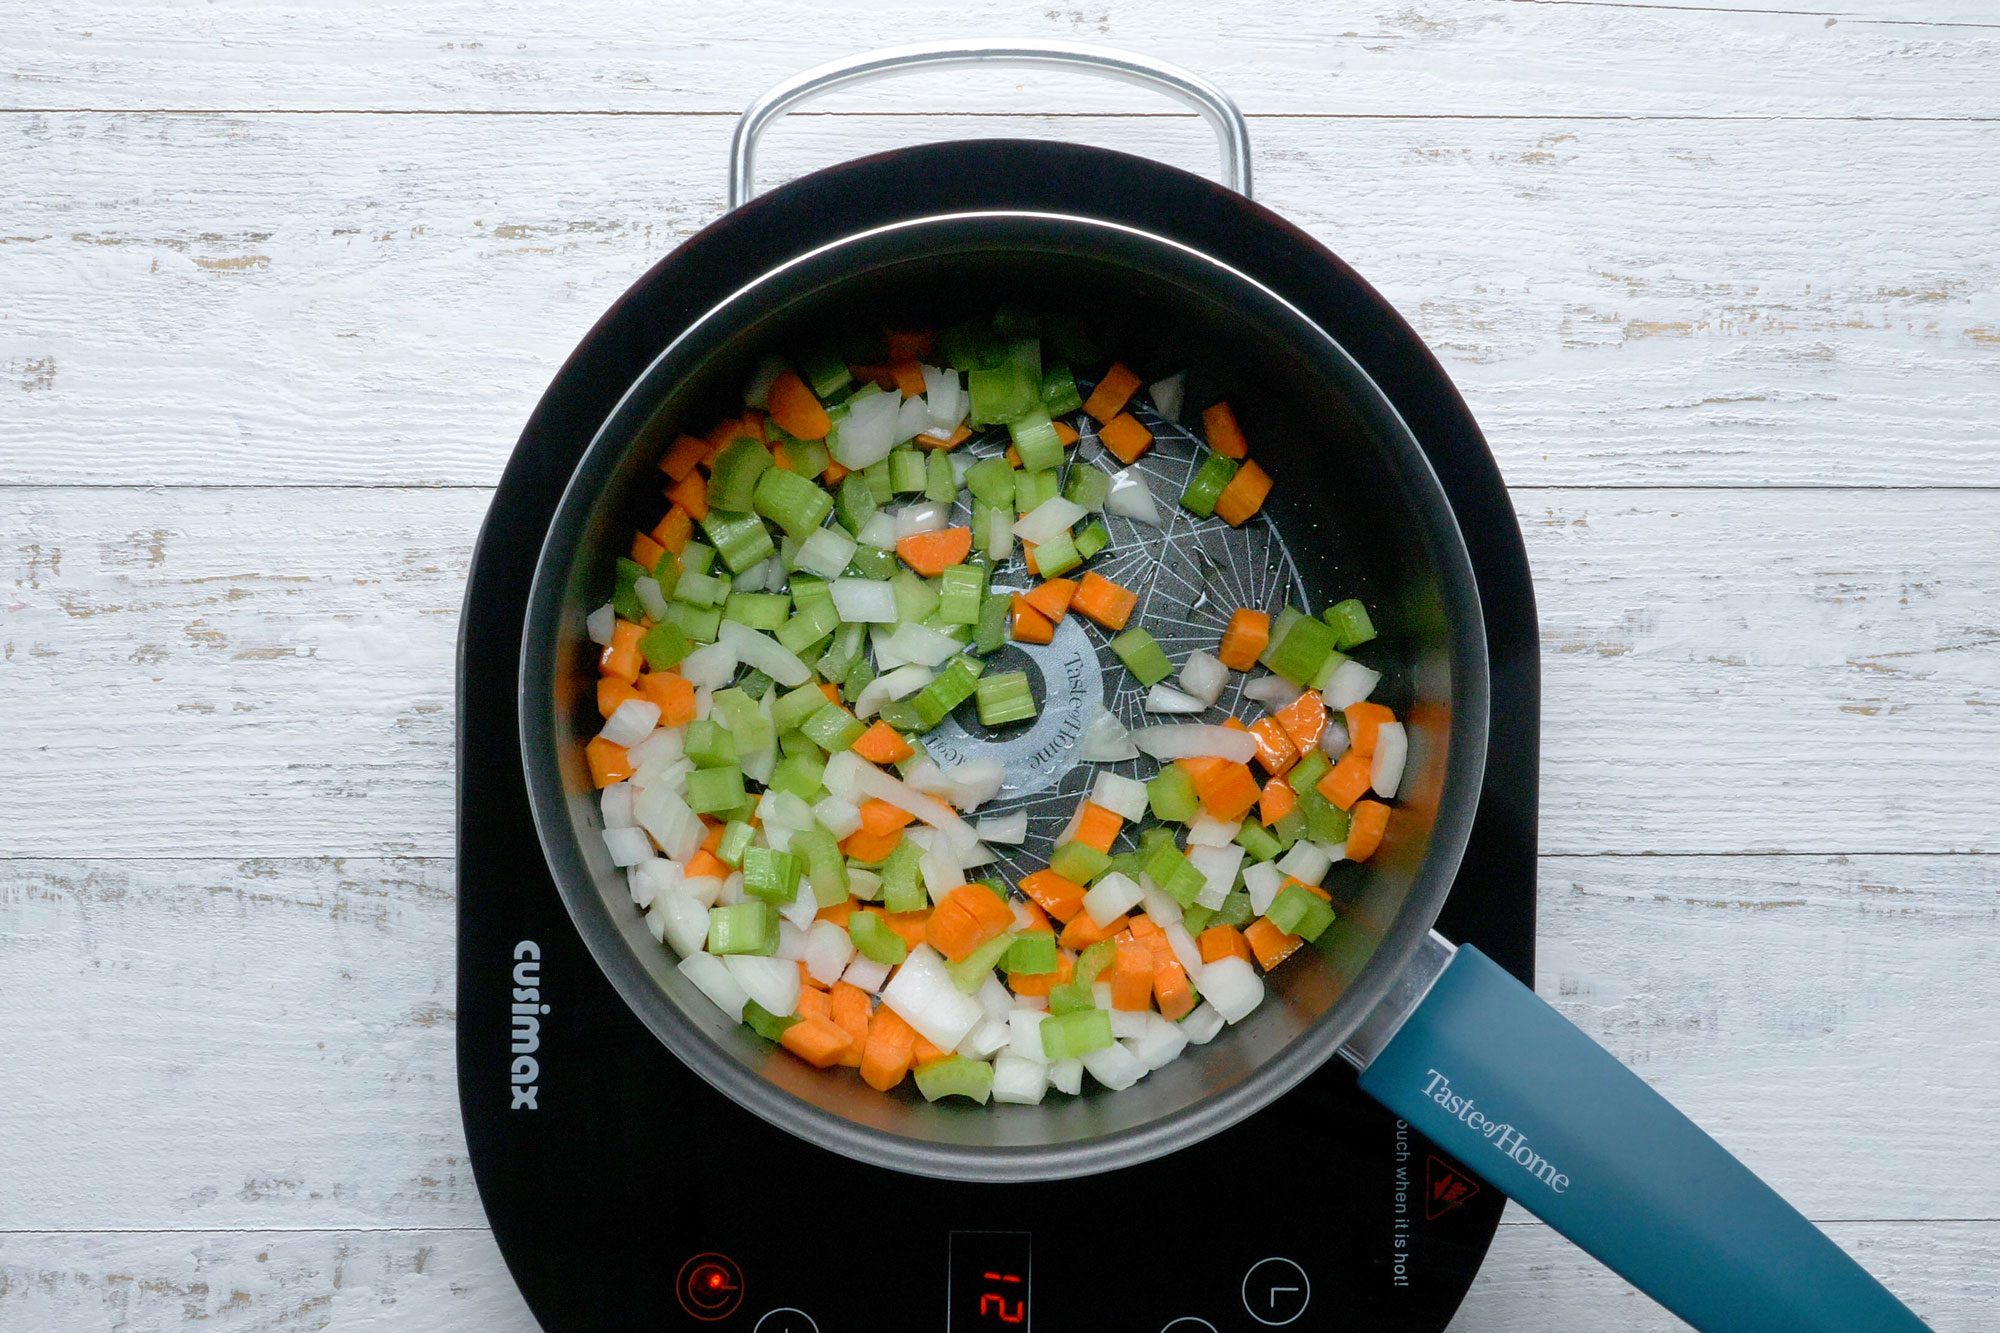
[1199,956,1266,1024]
[599,697,662,748]
[1080,1042,1147,1091]
[802,920,855,986]
[1178,650,1228,706]
[829,390,900,469]
[1082,872,1144,927]
[811,794,863,840]
[841,954,891,995]
[856,512,898,550]
[1148,372,1186,423]
[1243,861,1285,915]
[974,810,1029,844]
[600,781,636,830]
[984,512,1014,562]
[1181,1002,1225,1045]
[724,954,802,1018]
[793,526,858,579]
[854,664,933,719]
[1185,812,1239,848]
[1164,922,1206,981]
[921,364,964,430]
[977,975,1014,1020]
[894,394,931,444]
[1132,723,1259,764]
[1187,844,1245,910]
[960,1017,1012,1060]
[741,353,788,409]
[1127,1013,1189,1069]
[1320,716,1350,759]
[992,1055,1049,1105]
[601,825,654,867]
[678,953,748,1023]
[1243,673,1301,708]
[1322,659,1383,710]
[944,759,1006,811]
[850,765,982,855]
[634,576,669,621]
[717,620,811,687]
[960,841,999,868]
[894,500,950,539]
[1105,469,1161,526]
[1090,771,1149,822]
[882,621,962,668]
[1048,1058,1084,1095]
[881,944,984,1050]
[1080,709,1139,762]
[586,603,617,646]
[649,891,710,957]
[1138,880,1183,926]
[678,872,723,908]
[1372,720,1408,799]
[830,578,898,624]
[634,784,703,862]
[1013,496,1086,546]
[1277,840,1332,887]
[1144,684,1207,714]
[679,642,739,690]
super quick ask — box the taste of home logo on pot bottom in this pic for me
[923,607,1104,806]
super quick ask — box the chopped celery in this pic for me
[1269,883,1338,942]
[1271,810,1306,851]
[1014,467,1058,516]
[924,450,957,505]
[752,467,834,540]
[1266,612,1340,686]
[801,702,866,753]
[699,510,777,574]
[1180,903,1215,935]
[1136,826,1178,859]
[914,1055,994,1104]
[848,910,909,965]
[706,901,777,955]
[1063,464,1111,513]
[1290,748,1332,793]
[879,840,926,913]
[1039,1007,1114,1060]
[1105,851,1148,884]
[1040,363,1083,417]
[1180,451,1239,519]
[778,728,825,761]
[789,574,833,612]
[1142,841,1207,907]
[1323,597,1378,649]
[1110,627,1173,686]
[1073,520,1110,561]
[1234,821,1283,862]
[968,361,1037,425]
[972,584,1012,654]
[1077,938,1120,986]
[685,718,737,768]
[650,549,682,598]
[717,819,756,869]
[791,827,850,907]
[770,682,829,735]
[724,591,790,631]
[921,654,985,716]
[974,671,1036,727]
[862,458,893,504]
[767,750,826,803]
[681,542,717,577]
[1047,980,1096,1016]
[742,998,799,1042]
[892,569,940,624]
[1259,607,1303,671]
[836,472,878,534]
[817,621,867,681]
[612,557,648,622]
[845,545,897,580]
[637,620,691,671]
[1005,932,1059,975]
[707,440,771,512]
[741,847,802,903]
[937,563,986,627]
[841,655,875,705]
[1213,890,1255,929]
[948,931,1019,993]
[1030,527,1080,578]
[775,437,829,479]
[941,320,1005,371]
[775,599,841,656]
[1049,840,1110,884]
[674,567,729,608]
[888,447,927,495]
[1009,408,1065,473]
[795,343,851,400]
[734,667,773,700]
[1300,788,1352,845]
[965,455,1016,509]
[684,765,746,815]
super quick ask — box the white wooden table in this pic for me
[4,3,1997,1328]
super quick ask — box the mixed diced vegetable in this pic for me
[585,313,1403,1105]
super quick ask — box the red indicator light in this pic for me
[676,1253,744,1322]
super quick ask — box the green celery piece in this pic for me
[778,728,825,761]
[661,601,721,644]
[637,620,691,671]
[1234,820,1283,862]
[801,702,865,753]
[1076,938,1120,987]
[1180,903,1216,936]
[1269,883,1338,943]
[1073,520,1110,562]
[1323,597,1378,650]
[1180,451,1239,520]
[846,545,898,580]
[767,751,827,803]
[1290,748,1332,793]
[924,450,957,505]
[947,931,1019,993]
[741,847,802,904]
[848,911,910,965]
[937,563,986,627]
[1039,1008,1113,1060]
[706,902,776,955]
[888,447,927,495]
[974,670,1036,727]
[742,998,800,1042]
[612,557,648,623]
[921,654,984,715]
[1030,527,1080,578]
[724,591,790,631]
[836,472,878,534]
[1143,840,1206,908]
[1049,840,1110,884]
[914,1055,994,1104]
[776,437,829,478]
[1004,932,1059,976]
[752,466,834,541]
[1110,627,1172,686]
[680,542,717,577]
[1302,789,1352,845]
[940,320,1005,371]
[1136,826,1178,859]
[717,820,756,869]
[1005,335,1041,382]
[674,567,729,608]
[1047,981,1097,1016]
[650,549,683,599]
[892,569,940,624]
[879,840,926,913]
[1040,363,1083,417]
[841,655,875,705]
[972,584,1012,654]
[734,667,773,700]
[965,455,1017,509]
[1271,811,1306,851]
[817,621,867,681]
[967,360,1038,426]
[1008,408,1065,473]
[707,440,772,513]
[1267,613,1340,687]
[789,574,834,612]
[699,510,777,574]
[1063,464,1111,513]
[1014,467,1058,517]
[684,718,737,769]
[1105,851,1148,884]
[684,765,746,815]
[861,458,894,504]
[775,599,840,656]
[770,683,829,735]
[791,828,850,908]
[795,343,851,400]
[1214,890,1255,929]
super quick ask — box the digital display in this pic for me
[948,1231,1032,1331]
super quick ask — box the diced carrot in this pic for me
[917,423,971,451]
[636,671,698,726]
[1201,401,1249,460]
[815,899,857,928]
[881,911,932,950]
[860,1005,917,1091]
[1347,800,1391,862]
[1178,757,1262,823]
[1344,701,1395,758]
[818,682,843,707]
[767,444,795,473]
[1097,413,1153,464]
[631,531,667,572]
[851,720,914,766]
[1059,909,1125,952]
[1125,914,1161,940]
[926,885,1014,962]
[1317,750,1374,811]
[741,409,767,441]
[959,885,1017,935]
[598,677,642,719]
[651,506,693,555]
[659,433,710,482]
[1199,924,1254,966]
[1010,595,1056,645]
[1014,899,1053,934]
[889,359,926,398]
[796,984,832,1018]
[666,469,709,522]
[600,620,644,683]
[1142,932,1195,1020]
[1247,716,1298,776]
[685,849,729,882]
[1244,917,1305,971]
[1024,578,1078,622]
[779,1016,853,1068]
[702,416,744,466]
[1294,877,1334,904]
[699,819,726,852]
[1009,948,1074,998]
[1217,608,1270,671]
[1054,420,1079,447]
[1215,460,1273,527]
[584,736,633,788]
[1083,362,1143,424]
[1019,869,1087,924]
[1259,776,1298,827]
[857,799,915,836]
[1004,445,1022,468]
[822,459,849,484]
[828,982,872,1068]
[1108,943,1156,1011]
[1273,688,1327,754]
[885,328,935,362]
[895,526,972,577]
[1020,542,1039,576]
[1070,802,1123,855]
[911,1033,949,1067]
[765,369,831,441]
[1070,571,1137,631]
[849,363,899,392]
[840,827,903,862]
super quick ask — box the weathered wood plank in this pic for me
[5,486,1994,858]
[4,114,1995,488]
[2,854,1992,1230]
[6,1,1995,117]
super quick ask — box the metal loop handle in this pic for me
[728,40,1253,209]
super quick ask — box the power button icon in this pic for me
[1242,1256,1311,1326]
[676,1253,745,1322]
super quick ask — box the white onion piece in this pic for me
[679,642,738,690]
[959,841,999,869]
[692,686,712,721]
[1048,1058,1084,1095]
[634,784,703,863]
[1082,872,1144,928]
[1081,1042,1147,1091]
[820,751,868,800]
[951,453,975,483]
[1069,463,1112,513]
[679,874,724,909]
[601,825,654,867]
[600,698,661,748]
[960,1017,1012,1060]
[1278,839,1333,886]
[974,810,1029,844]
[1080,709,1139,762]
[894,393,931,443]
[650,891,710,957]
[1132,723,1259,764]
[1089,771,1148,822]
[626,726,684,771]
[1243,673,1302,708]
[1127,1013,1189,1070]
[812,794,863,840]
[715,871,744,906]
[1185,812,1239,848]
[793,526,857,579]
[1243,861,1286,916]
[1013,496,1086,546]
[984,513,1014,562]
[841,954,891,995]
[1164,922,1206,982]
[945,759,1006,811]
[991,1055,1049,1106]
[1144,683,1207,714]
[634,576,670,622]
[1109,1009,1150,1039]
[847,868,883,902]
[883,622,962,668]
[1322,659,1383,710]
[851,765,982,855]
[1007,1010,1049,1063]
[1187,844,1245,910]
[777,879,818,932]
[717,620,811,687]
[854,664,932,719]
[733,556,781,593]
[1138,880,1183,926]
[586,602,617,646]
[725,954,801,1018]
[829,390,900,469]
[977,975,1014,1020]
[894,499,950,539]
[1149,372,1186,423]
[881,944,983,1051]
[600,781,637,830]
[1178,650,1228,706]
[868,625,911,672]
[741,743,776,787]
[830,578,898,624]
[1180,1001,1225,1045]
[678,953,748,1023]
[1200,956,1266,1023]
[1105,468,1161,525]
[921,363,964,429]
[741,353,787,409]
[1372,720,1408,799]
[1320,716,1350,759]
[856,511,898,550]
[920,841,966,906]
[803,920,856,986]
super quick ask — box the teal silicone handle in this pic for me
[1357,944,1927,1332]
